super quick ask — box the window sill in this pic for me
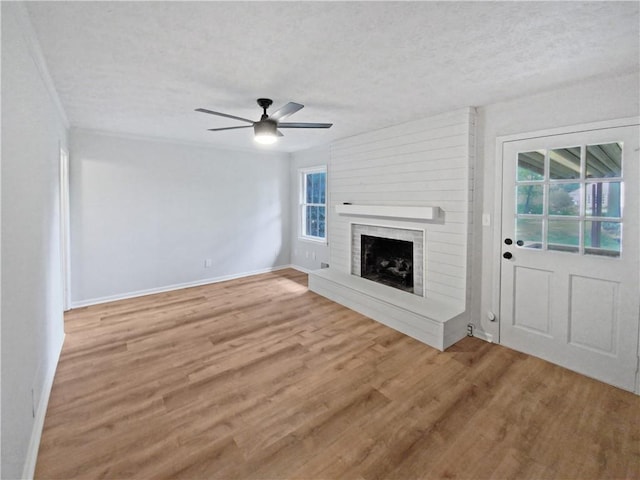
[298,236,328,245]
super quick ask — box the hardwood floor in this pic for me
[36,269,639,479]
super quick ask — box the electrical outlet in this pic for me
[204,259,212,268]
[467,324,474,337]
[312,252,317,260]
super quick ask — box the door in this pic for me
[500,123,639,392]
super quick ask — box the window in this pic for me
[300,167,327,241]
[515,142,623,257]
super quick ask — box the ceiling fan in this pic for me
[195,98,332,145]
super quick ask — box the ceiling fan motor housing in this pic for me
[254,119,277,136]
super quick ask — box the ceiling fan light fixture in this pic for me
[254,120,278,145]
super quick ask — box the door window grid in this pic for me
[515,143,623,257]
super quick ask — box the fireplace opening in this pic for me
[361,235,414,293]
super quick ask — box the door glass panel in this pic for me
[518,151,545,181]
[549,147,581,180]
[516,218,543,249]
[548,219,579,253]
[586,143,622,178]
[585,221,621,257]
[548,183,580,216]
[585,182,622,218]
[517,185,544,214]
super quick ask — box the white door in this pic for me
[500,123,639,392]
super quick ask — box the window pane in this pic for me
[517,185,544,214]
[549,147,581,180]
[586,143,621,179]
[585,182,622,218]
[548,219,579,253]
[305,206,326,238]
[585,221,621,257]
[318,206,325,237]
[314,173,321,203]
[516,217,543,249]
[306,174,313,203]
[518,151,545,181]
[548,183,580,216]
[319,173,326,203]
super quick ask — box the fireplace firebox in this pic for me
[361,235,414,293]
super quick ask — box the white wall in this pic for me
[290,146,330,271]
[70,130,291,305]
[472,72,640,341]
[328,109,475,307]
[1,3,68,478]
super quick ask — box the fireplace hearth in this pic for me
[361,235,414,293]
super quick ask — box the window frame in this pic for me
[299,166,327,243]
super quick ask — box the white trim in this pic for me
[11,3,69,128]
[59,147,71,311]
[472,329,494,344]
[336,204,441,221]
[299,165,328,242]
[497,117,639,144]
[290,265,313,274]
[22,334,65,480]
[492,116,640,347]
[70,265,293,308]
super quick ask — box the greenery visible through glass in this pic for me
[585,221,621,256]
[513,142,624,257]
[517,185,544,214]
[585,182,622,218]
[517,151,545,181]
[548,183,580,216]
[516,218,543,249]
[548,219,579,252]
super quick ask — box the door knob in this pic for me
[504,238,513,245]
[503,252,513,259]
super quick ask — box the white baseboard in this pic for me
[472,329,494,343]
[70,265,295,308]
[22,334,65,480]
[290,265,313,274]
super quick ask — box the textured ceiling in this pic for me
[25,1,640,152]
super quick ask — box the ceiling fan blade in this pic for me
[195,108,254,124]
[207,125,253,132]
[270,102,304,122]
[278,122,333,129]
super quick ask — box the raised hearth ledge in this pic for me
[335,204,441,221]
[308,268,468,351]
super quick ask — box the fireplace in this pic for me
[361,235,413,293]
[351,224,424,296]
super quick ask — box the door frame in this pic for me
[491,116,640,392]
[59,146,71,311]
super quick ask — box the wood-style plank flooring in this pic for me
[36,269,639,479]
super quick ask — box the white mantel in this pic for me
[335,204,441,221]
